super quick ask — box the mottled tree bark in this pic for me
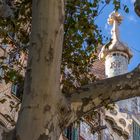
[15,0,70,140]
[70,65,140,121]
[2,0,140,140]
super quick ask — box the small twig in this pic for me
[95,3,107,21]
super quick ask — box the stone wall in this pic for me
[0,83,20,130]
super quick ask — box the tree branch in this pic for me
[69,64,140,121]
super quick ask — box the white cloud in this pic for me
[131,0,136,3]
[127,15,137,23]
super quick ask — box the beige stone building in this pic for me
[63,11,140,140]
[0,45,27,139]
[0,11,140,140]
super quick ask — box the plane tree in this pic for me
[0,0,139,140]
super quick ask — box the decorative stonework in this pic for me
[108,11,123,25]
[0,84,20,129]
[105,51,128,77]
[0,46,21,133]
[98,11,133,78]
[105,105,132,138]
[99,11,133,61]
[98,11,133,139]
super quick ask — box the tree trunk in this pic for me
[2,0,140,139]
[15,0,67,139]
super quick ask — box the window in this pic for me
[113,53,116,56]
[11,84,17,96]
[11,83,23,100]
[0,68,4,77]
[0,68,4,82]
[133,120,140,140]
[64,125,79,140]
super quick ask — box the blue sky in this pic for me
[95,0,140,71]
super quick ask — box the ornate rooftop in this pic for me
[99,11,133,60]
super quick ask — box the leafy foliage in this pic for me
[0,0,129,98]
[62,0,129,93]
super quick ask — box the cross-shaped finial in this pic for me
[108,11,123,25]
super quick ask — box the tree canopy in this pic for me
[0,0,130,98]
[0,1,139,140]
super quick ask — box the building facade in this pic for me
[63,11,140,140]
[0,45,27,139]
[0,11,139,140]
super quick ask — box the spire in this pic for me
[99,11,133,60]
[108,11,123,41]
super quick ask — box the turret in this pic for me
[98,11,133,139]
[99,11,132,78]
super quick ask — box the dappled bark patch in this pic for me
[38,134,49,140]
